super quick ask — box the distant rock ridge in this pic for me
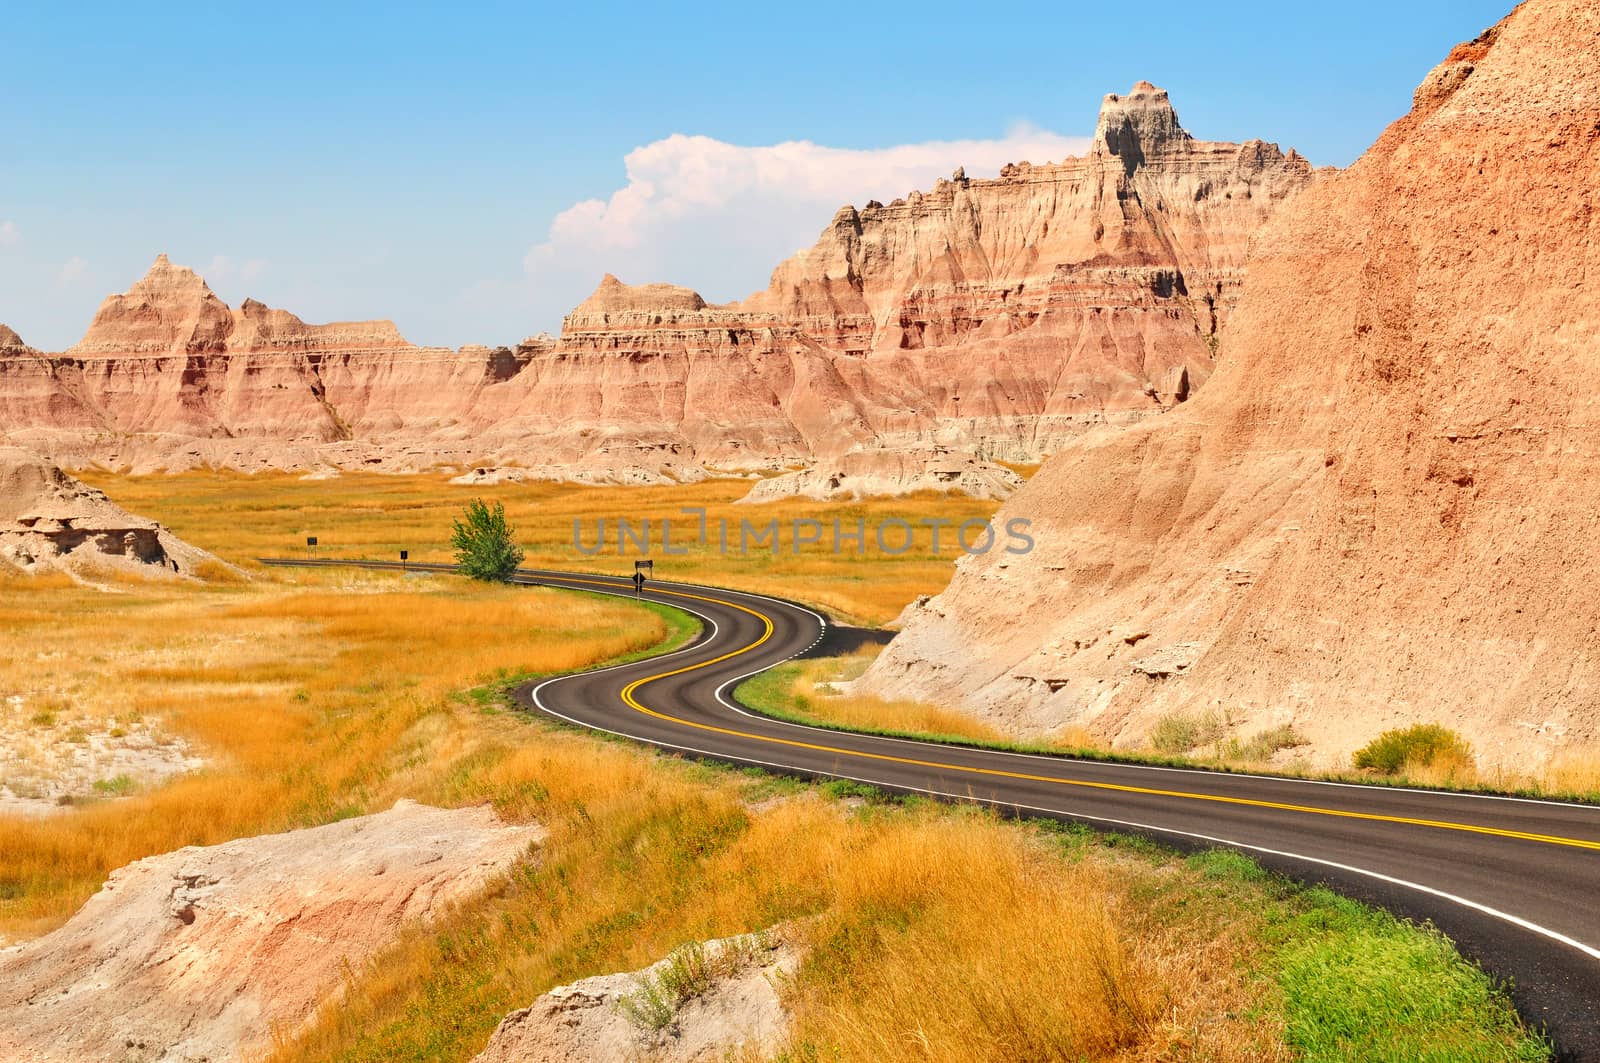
[69,253,414,358]
[0,84,1321,489]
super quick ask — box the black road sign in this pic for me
[632,570,645,595]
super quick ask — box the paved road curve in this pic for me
[264,560,1600,1058]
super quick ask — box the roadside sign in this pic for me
[400,549,409,571]
[635,560,653,574]
[306,535,318,559]
[632,570,645,595]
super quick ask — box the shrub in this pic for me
[450,498,524,582]
[617,941,717,1031]
[1353,723,1474,777]
[92,774,136,796]
[1219,724,1308,763]
[1149,710,1228,753]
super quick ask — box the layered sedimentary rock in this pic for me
[0,800,542,1062]
[0,86,1317,490]
[865,0,1600,766]
[0,445,224,577]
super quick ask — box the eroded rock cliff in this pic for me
[864,0,1600,767]
[0,85,1317,489]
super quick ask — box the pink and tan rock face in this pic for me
[864,0,1600,767]
[0,86,1317,489]
[0,800,542,1063]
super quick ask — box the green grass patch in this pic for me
[1183,848,1549,1062]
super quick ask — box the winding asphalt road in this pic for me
[264,559,1600,1059]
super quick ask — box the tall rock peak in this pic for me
[70,254,233,357]
[1094,81,1192,172]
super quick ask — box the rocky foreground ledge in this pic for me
[0,800,543,1063]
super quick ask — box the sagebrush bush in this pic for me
[1353,723,1474,776]
[1149,710,1228,753]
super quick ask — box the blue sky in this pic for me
[2,0,1510,350]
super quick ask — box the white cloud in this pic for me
[0,221,18,247]
[58,256,89,284]
[522,124,1090,328]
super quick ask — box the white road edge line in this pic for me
[528,687,1600,965]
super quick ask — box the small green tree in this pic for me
[450,498,524,582]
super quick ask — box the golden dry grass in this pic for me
[1543,748,1600,797]
[77,470,1005,626]
[0,566,670,937]
[269,714,1287,1063]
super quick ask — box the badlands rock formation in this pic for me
[865,0,1600,766]
[472,930,797,1063]
[0,86,1316,493]
[0,800,541,1063]
[0,446,221,577]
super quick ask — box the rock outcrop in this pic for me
[864,0,1600,767]
[0,446,223,577]
[0,800,542,1063]
[0,86,1318,492]
[472,929,797,1063]
[0,325,32,355]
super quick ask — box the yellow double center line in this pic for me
[543,574,1600,854]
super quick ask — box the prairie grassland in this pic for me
[78,470,1005,626]
[0,566,678,937]
[0,476,1549,1060]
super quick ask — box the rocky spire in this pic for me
[1094,81,1193,174]
[0,324,29,353]
[69,254,234,356]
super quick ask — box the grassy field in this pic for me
[79,470,1003,626]
[0,566,690,937]
[0,471,1556,1060]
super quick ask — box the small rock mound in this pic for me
[0,800,543,1063]
[473,929,798,1063]
[0,446,223,578]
